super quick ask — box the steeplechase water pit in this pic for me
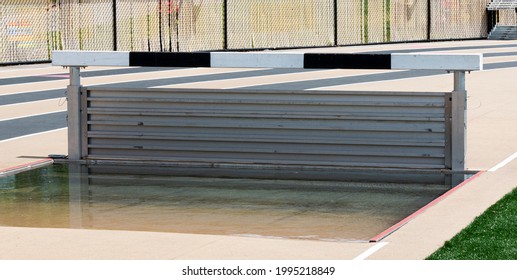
[0,50,483,242]
[0,162,477,242]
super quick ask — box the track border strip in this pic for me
[369,171,485,242]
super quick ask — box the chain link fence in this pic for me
[498,8,517,25]
[389,0,428,42]
[227,0,334,49]
[0,0,50,64]
[430,0,491,40]
[0,0,512,65]
[116,0,224,52]
[336,0,428,45]
[62,0,114,50]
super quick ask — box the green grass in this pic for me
[427,187,517,260]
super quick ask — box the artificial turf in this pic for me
[427,187,517,260]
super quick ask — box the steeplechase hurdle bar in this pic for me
[53,51,482,172]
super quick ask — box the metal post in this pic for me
[70,66,80,86]
[454,70,465,92]
[67,67,82,161]
[427,0,431,40]
[334,0,338,46]
[113,0,118,51]
[158,0,163,51]
[452,71,466,171]
[223,0,228,49]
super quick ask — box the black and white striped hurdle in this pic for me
[53,50,483,171]
[53,50,482,71]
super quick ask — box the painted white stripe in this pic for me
[392,53,483,71]
[211,52,305,68]
[199,70,339,90]
[0,109,67,122]
[353,242,389,260]
[309,60,512,91]
[308,70,411,90]
[309,71,448,91]
[0,68,248,97]
[488,151,517,172]
[0,65,54,73]
[0,85,66,97]
[0,65,124,76]
[0,127,67,144]
[52,51,130,67]
[0,98,64,108]
[0,67,139,97]
[223,71,391,90]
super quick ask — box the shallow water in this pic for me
[0,164,463,242]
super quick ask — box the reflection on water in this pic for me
[0,164,470,242]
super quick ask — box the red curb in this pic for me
[369,171,485,242]
[0,158,54,175]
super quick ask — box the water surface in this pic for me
[0,164,462,242]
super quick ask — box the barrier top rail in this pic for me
[52,51,483,71]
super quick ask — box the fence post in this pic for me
[158,0,163,51]
[113,0,117,51]
[223,0,228,49]
[427,0,431,40]
[334,0,338,46]
[67,67,82,161]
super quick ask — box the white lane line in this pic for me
[0,68,253,97]
[0,65,54,74]
[0,85,66,97]
[167,70,333,90]
[309,71,441,90]
[0,98,65,108]
[488,152,517,172]
[0,68,184,96]
[309,61,517,91]
[221,70,339,90]
[0,65,126,73]
[0,109,67,122]
[353,242,389,260]
[0,127,67,144]
[221,70,401,90]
